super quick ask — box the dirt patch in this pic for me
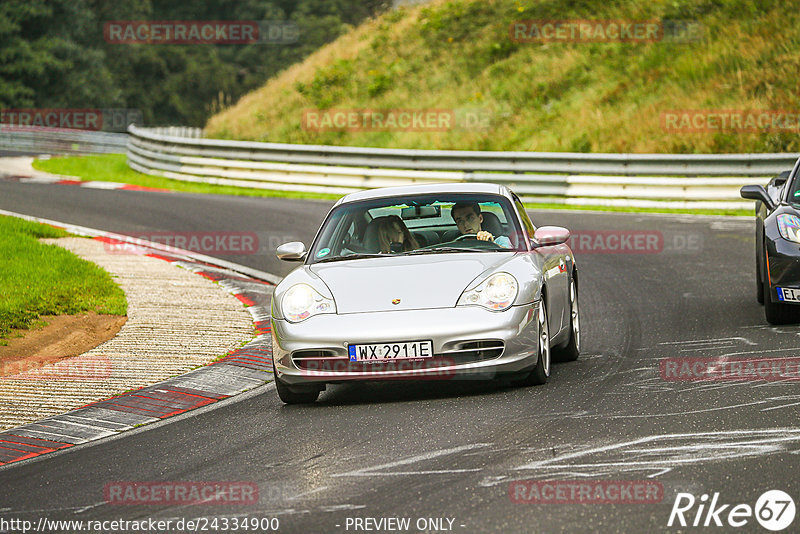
[0,313,126,377]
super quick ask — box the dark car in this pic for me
[741,165,800,324]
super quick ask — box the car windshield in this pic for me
[307,193,525,264]
[788,175,800,206]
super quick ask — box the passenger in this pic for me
[450,202,512,248]
[377,215,419,253]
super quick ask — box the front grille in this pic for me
[291,340,504,373]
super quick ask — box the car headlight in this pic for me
[778,214,800,243]
[282,284,335,322]
[457,272,518,311]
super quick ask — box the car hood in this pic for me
[309,253,512,313]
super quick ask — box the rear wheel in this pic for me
[515,301,550,386]
[553,274,580,362]
[273,362,321,404]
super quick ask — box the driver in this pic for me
[450,202,512,248]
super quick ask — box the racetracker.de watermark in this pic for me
[104,20,299,45]
[1,355,112,380]
[660,357,800,382]
[298,357,458,380]
[102,232,259,256]
[301,108,495,132]
[509,19,704,43]
[509,480,664,504]
[303,109,452,132]
[661,110,800,133]
[568,230,702,255]
[0,108,142,132]
[104,482,259,505]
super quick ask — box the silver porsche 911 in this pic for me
[270,183,579,404]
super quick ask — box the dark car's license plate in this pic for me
[777,287,800,302]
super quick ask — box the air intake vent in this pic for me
[292,350,348,370]
[445,340,504,362]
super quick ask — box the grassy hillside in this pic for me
[205,0,800,153]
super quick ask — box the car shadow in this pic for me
[290,376,539,407]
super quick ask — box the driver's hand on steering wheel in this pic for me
[477,231,495,242]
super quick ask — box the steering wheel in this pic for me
[449,233,504,249]
[453,233,478,241]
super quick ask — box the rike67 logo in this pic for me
[668,490,796,531]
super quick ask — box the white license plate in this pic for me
[348,340,433,362]
[777,287,800,302]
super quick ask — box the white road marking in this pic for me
[332,443,491,478]
[478,428,800,482]
[753,379,800,388]
[74,502,107,514]
[1,505,96,514]
[719,346,800,357]
[287,486,329,500]
[608,400,770,417]
[710,221,751,231]
[647,468,672,478]
[659,337,757,350]
[683,381,752,392]
[617,366,654,374]
[161,508,316,520]
[741,324,800,333]
[320,504,366,512]
[761,401,800,412]
[659,337,756,346]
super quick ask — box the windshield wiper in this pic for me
[408,246,495,254]
[316,253,385,263]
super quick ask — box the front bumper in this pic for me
[271,303,541,385]
[766,236,800,304]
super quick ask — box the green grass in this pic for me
[0,215,127,344]
[32,154,342,201]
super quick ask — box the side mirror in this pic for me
[276,241,307,262]
[533,226,570,247]
[740,185,775,211]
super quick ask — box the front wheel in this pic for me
[553,274,580,362]
[756,240,764,305]
[273,362,321,404]
[515,301,551,386]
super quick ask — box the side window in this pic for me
[332,214,358,256]
[513,196,536,238]
[341,217,361,253]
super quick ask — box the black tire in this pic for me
[514,300,551,386]
[273,362,321,404]
[553,273,580,362]
[756,237,764,305]
[763,279,800,325]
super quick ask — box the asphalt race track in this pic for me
[1,181,798,533]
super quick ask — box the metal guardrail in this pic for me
[128,125,799,208]
[0,127,128,155]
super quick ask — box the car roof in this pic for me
[335,182,511,206]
